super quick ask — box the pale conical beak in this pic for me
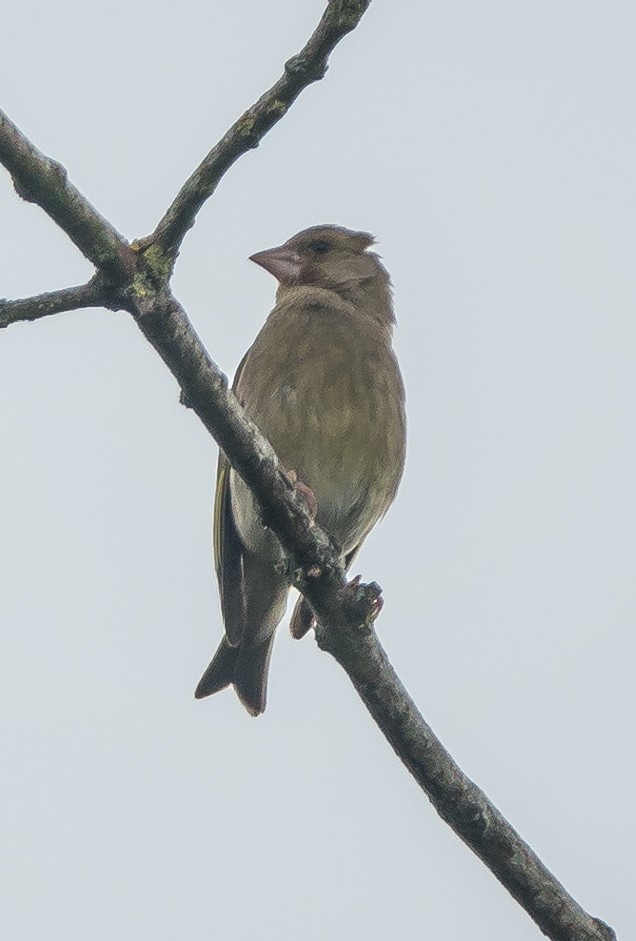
[249,245,302,284]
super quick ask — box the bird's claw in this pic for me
[344,576,384,626]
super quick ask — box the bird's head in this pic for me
[250,225,394,326]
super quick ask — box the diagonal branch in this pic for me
[129,288,617,941]
[132,289,348,587]
[0,5,618,939]
[145,0,371,258]
[0,276,111,329]
[316,623,617,941]
[0,109,134,281]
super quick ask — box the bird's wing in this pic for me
[213,451,246,646]
[212,351,250,646]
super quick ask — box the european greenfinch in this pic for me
[195,225,406,715]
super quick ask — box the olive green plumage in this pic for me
[195,225,406,715]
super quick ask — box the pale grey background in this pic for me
[1,2,634,939]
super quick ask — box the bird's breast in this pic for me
[236,305,405,551]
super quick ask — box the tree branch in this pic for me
[0,277,109,329]
[0,4,618,938]
[315,622,617,941]
[130,288,351,590]
[126,286,616,941]
[0,109,133,281]
[144,0,372,258]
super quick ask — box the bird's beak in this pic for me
[249,245,302,284]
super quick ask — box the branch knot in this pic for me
[284,55,328,81]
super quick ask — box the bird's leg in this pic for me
[286,469,318,518]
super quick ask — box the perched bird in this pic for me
[195,225,406,715]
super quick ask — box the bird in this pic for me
[194,225,406,715]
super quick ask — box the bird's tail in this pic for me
[194,635,275,717]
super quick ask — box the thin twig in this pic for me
[146,0,371,257]
[0,110,133,280]
[0,277,109,329]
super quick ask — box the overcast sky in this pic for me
[1,2,635,939]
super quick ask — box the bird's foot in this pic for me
[345,575,384,624]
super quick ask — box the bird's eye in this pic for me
[309,240,331,255]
